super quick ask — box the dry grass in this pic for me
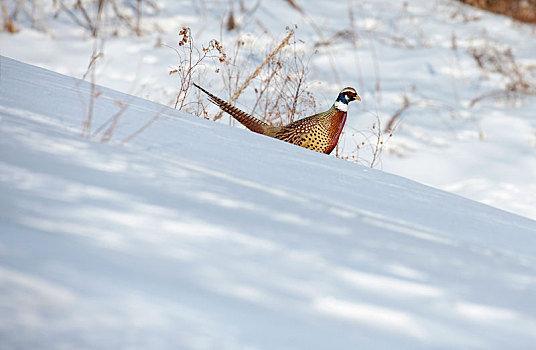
[79,1,105,138]
[249,37,318,125]
[0,0,49,33]
[1,0,160,36]
[469,43,536,107]
[73,0,164,141]
[1,0,17,33]
[214,30,294,121]
[168,27,228,117]
[172,26,319,128]
[222,28,318,126]
[456,0,536,23]
[59,0,160,37]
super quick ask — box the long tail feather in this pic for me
[193,83,268,134]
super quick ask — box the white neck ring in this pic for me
[334,101,348,112]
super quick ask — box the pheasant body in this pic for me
[193,83,360,154]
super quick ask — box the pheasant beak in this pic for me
[350,92,361,101]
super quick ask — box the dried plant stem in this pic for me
[173,38,195,110]
[369,117,383,168]
[99,100,132,142]
[57,0,91,32]
[385,95,410,132]
[81,40,103,137]
[136,0,142,36]
[1,0,17,33]
[289,75,302,120]
[369,40,382,104]
[80,1,105,137]
[214,31,293,121]
[250,69,278,116]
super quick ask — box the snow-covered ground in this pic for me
[2,53,536,349]
[1,0,535,220]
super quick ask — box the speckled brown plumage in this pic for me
[194,83,360,154]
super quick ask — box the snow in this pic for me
[2,54,536,349]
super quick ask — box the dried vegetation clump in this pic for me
[469,43,536,106]
[171,26,318,129]
[456,0,536,23]
[0,0,160,36]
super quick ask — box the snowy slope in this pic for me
[1,56,536,350]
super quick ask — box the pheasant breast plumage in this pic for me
[194,83,360,154]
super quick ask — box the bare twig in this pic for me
[57,0,92,32]
[81,39,104,137]
[385,94,411,132]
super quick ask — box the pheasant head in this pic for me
[334,87,361,112]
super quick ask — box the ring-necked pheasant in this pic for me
[193,83,360,154]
